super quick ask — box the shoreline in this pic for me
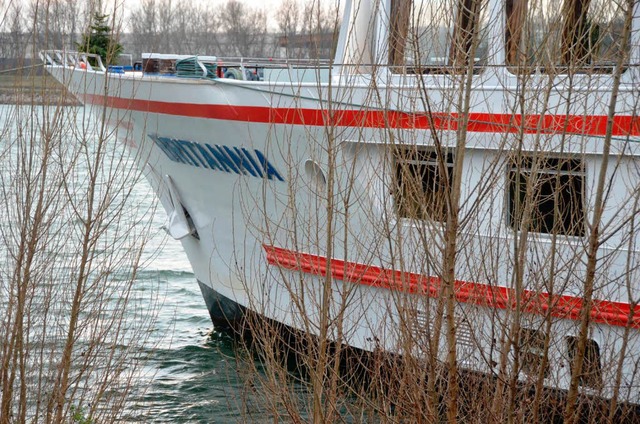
[0,74,81,106]
[0,91,81,106]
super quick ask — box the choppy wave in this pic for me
[124,330,253,423]
[129,250,254,422]
[135,269,196,281]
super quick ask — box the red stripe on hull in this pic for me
[85,94,640,137]
[263,245,640,329]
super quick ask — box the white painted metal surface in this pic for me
[43,0,640,405]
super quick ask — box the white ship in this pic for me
[43,0,640,413]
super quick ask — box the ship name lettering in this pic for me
[151,135,284,181]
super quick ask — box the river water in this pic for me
[92,137,257,423]
[0,103,251,423]
[125,237,247,422]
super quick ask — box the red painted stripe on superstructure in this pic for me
[263,244,640,329]
[84,94,640,137]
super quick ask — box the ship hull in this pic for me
[44,63,640,404]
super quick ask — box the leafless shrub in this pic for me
[0,5,161,422]
[221,0,640,423]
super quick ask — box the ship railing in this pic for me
[40,49,334,81]
[219,57,332,81]
[39,50,106,72]
[141,52,331,81]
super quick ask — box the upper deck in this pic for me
[40,0,639,88]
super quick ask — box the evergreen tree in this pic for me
[77,12,123,66]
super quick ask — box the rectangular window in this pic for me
[507,156,585,236]
[389,0,488,73]
[505,0,629,72]
[395,147,454,221]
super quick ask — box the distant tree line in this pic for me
[0,0,340,63]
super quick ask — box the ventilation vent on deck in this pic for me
[412,308,431,354]
[567,336,602,389]
[415,308,429,332]
[412,309,476,364]
[519,327,549,378]
[456,317,474,359]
